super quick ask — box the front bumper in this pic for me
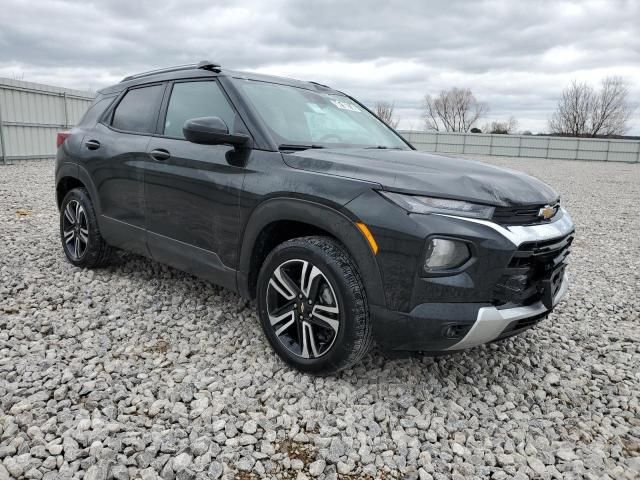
[370,210,574,352]
[447,271,568,350]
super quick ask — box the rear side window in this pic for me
[111,85,164,134]
[163,81,237,139]
[78,96,115,127]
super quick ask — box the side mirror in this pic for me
[183,117,250,146]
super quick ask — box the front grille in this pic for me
[510,234,573,269]
[493,233,573,305]
[493,202,559,226]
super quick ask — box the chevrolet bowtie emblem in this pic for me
[538,205,555,220]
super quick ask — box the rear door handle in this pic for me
[150,148,171,161]
[85,139,101,150]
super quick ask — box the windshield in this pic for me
[233,79,409,150]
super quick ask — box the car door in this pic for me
[80,83,164,256]
[143,79,249,290]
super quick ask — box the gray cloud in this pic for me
[1,0,638,133]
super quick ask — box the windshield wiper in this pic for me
[364,145,402,150]
[278,144,325,151]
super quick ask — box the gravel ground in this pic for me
[1,156,639,480]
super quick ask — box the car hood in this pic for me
[282,148,558,207]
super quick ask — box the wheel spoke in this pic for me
[275,317,296,336]
[270,303,296,336]
[301,322,318,358]
[63,229,75,244]
[270,266,298,300]
[75,202,81,225]
[311,304,340,333]
[78,231,89,244]
[74,236,80,257]
[269,303,295,326]
[301,264,322,298]
[64,203,76,223]
[302,322,320,358]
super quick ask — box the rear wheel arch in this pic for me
[56,166,103,217]
[56,176,85,209]
[238,198,385,305]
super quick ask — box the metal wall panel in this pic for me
[467,134,491,146]
[609,141,639,153]
[0,77,94,163]
[465,144,491,155]
[399,131,640,163]
[578,139,608,152]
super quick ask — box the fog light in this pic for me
[424,238,470,270]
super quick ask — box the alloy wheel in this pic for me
[266,259,341,359]
[62,200,89,260]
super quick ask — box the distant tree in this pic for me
[470,127,482,133]
[486,116,519,134]
[424,87,488,132]
[374,101,399,129]
[521,130,533,135]
[548,77,635,136]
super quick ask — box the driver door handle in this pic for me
[150,149,171,161]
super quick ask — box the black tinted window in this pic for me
[78,96,115,127]
[164,81,236,138]
[112,85,163,133]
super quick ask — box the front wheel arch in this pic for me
[237,198,385,306]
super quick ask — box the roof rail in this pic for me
[197,60,222,72]
[120,60,221,83]
[308,81,331,89]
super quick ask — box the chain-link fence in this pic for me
[0,78,93,164]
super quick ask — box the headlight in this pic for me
[424,238,470,270]
[380,192,495,219]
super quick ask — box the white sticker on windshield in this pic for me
[330,100,361,112]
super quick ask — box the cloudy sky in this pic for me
[1,0,639,133]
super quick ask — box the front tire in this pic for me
[59,188,112,268]
[257,236,372,374]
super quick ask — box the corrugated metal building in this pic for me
[0,78,93,163]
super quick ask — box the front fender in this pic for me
[237,197,386,307]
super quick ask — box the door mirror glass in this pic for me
[183,116,249,146]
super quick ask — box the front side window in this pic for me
[233,79,409,149]
[111,85,163,134]
[163,81,237,139]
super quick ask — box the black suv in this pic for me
[56,61,574,374]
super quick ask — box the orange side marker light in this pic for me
[355,222,379,255]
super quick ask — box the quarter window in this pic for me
[79,96,115,127]
[111,85,164,134]
[163,81,237,139]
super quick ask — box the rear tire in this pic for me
[60,188,113,268]
[256,236,372,374]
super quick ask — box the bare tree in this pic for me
[548,80,593,136]
[424,87,488,132]
[485,116,519,134]
[548,76,635,136]
[374,101,399,129]
[590,76,634,136]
